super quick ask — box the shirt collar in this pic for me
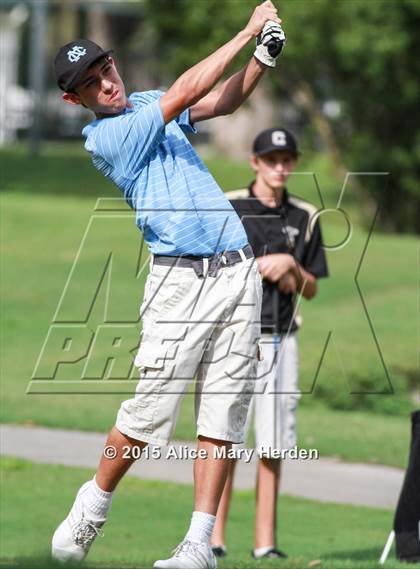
[248,182,289,213]
[83,102,133,134]
[125,93,137,113]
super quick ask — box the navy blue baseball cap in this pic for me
[54,39,113,92]
[253,128,299,157]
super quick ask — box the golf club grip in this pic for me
[267,39,280,50]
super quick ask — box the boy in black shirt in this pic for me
[211,128,328,559]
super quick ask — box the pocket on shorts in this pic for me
[134,342,169,370]
[140,272,192,321]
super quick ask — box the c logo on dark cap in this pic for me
[272,131,287,146]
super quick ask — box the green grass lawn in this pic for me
[0,457,407,569]
[1,143,418,469]
[0,141,349,206]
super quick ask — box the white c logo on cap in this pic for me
[272,131,287,146]
[67,46,87,63]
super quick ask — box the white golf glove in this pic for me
[254,20,286,68]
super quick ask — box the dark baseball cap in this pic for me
[252,128,299,157]
[54,39,113,92]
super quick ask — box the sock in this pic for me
[84,477,114,521]
[212,544,226,551]
[253,545,274,558]
[185,511,216,544]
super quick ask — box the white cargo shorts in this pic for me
[116,254,262,446]
[243,332,300,456]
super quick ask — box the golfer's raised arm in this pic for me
[160,1,280,124]
[189,58,266,123]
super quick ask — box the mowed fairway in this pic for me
[0,457,406,569]
[1,144,419,468]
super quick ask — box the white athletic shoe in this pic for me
[51,481,105,563]
[153,540,217,569]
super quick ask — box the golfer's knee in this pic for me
[260,456,281,472]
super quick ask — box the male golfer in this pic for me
[51,3,284,568]
[210,128,328,559]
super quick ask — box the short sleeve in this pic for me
[92,98,165,179]
[302,218,329,278]
[143,89,196,133]
[175,108,197,134]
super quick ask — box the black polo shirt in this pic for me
[230,183,328,333]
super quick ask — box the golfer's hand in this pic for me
[244,1,282,38]
[256,253,294,282]
[278,271,298,294]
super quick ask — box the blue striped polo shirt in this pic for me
[82,90,248,256]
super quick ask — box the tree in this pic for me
[144,0,420,233]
